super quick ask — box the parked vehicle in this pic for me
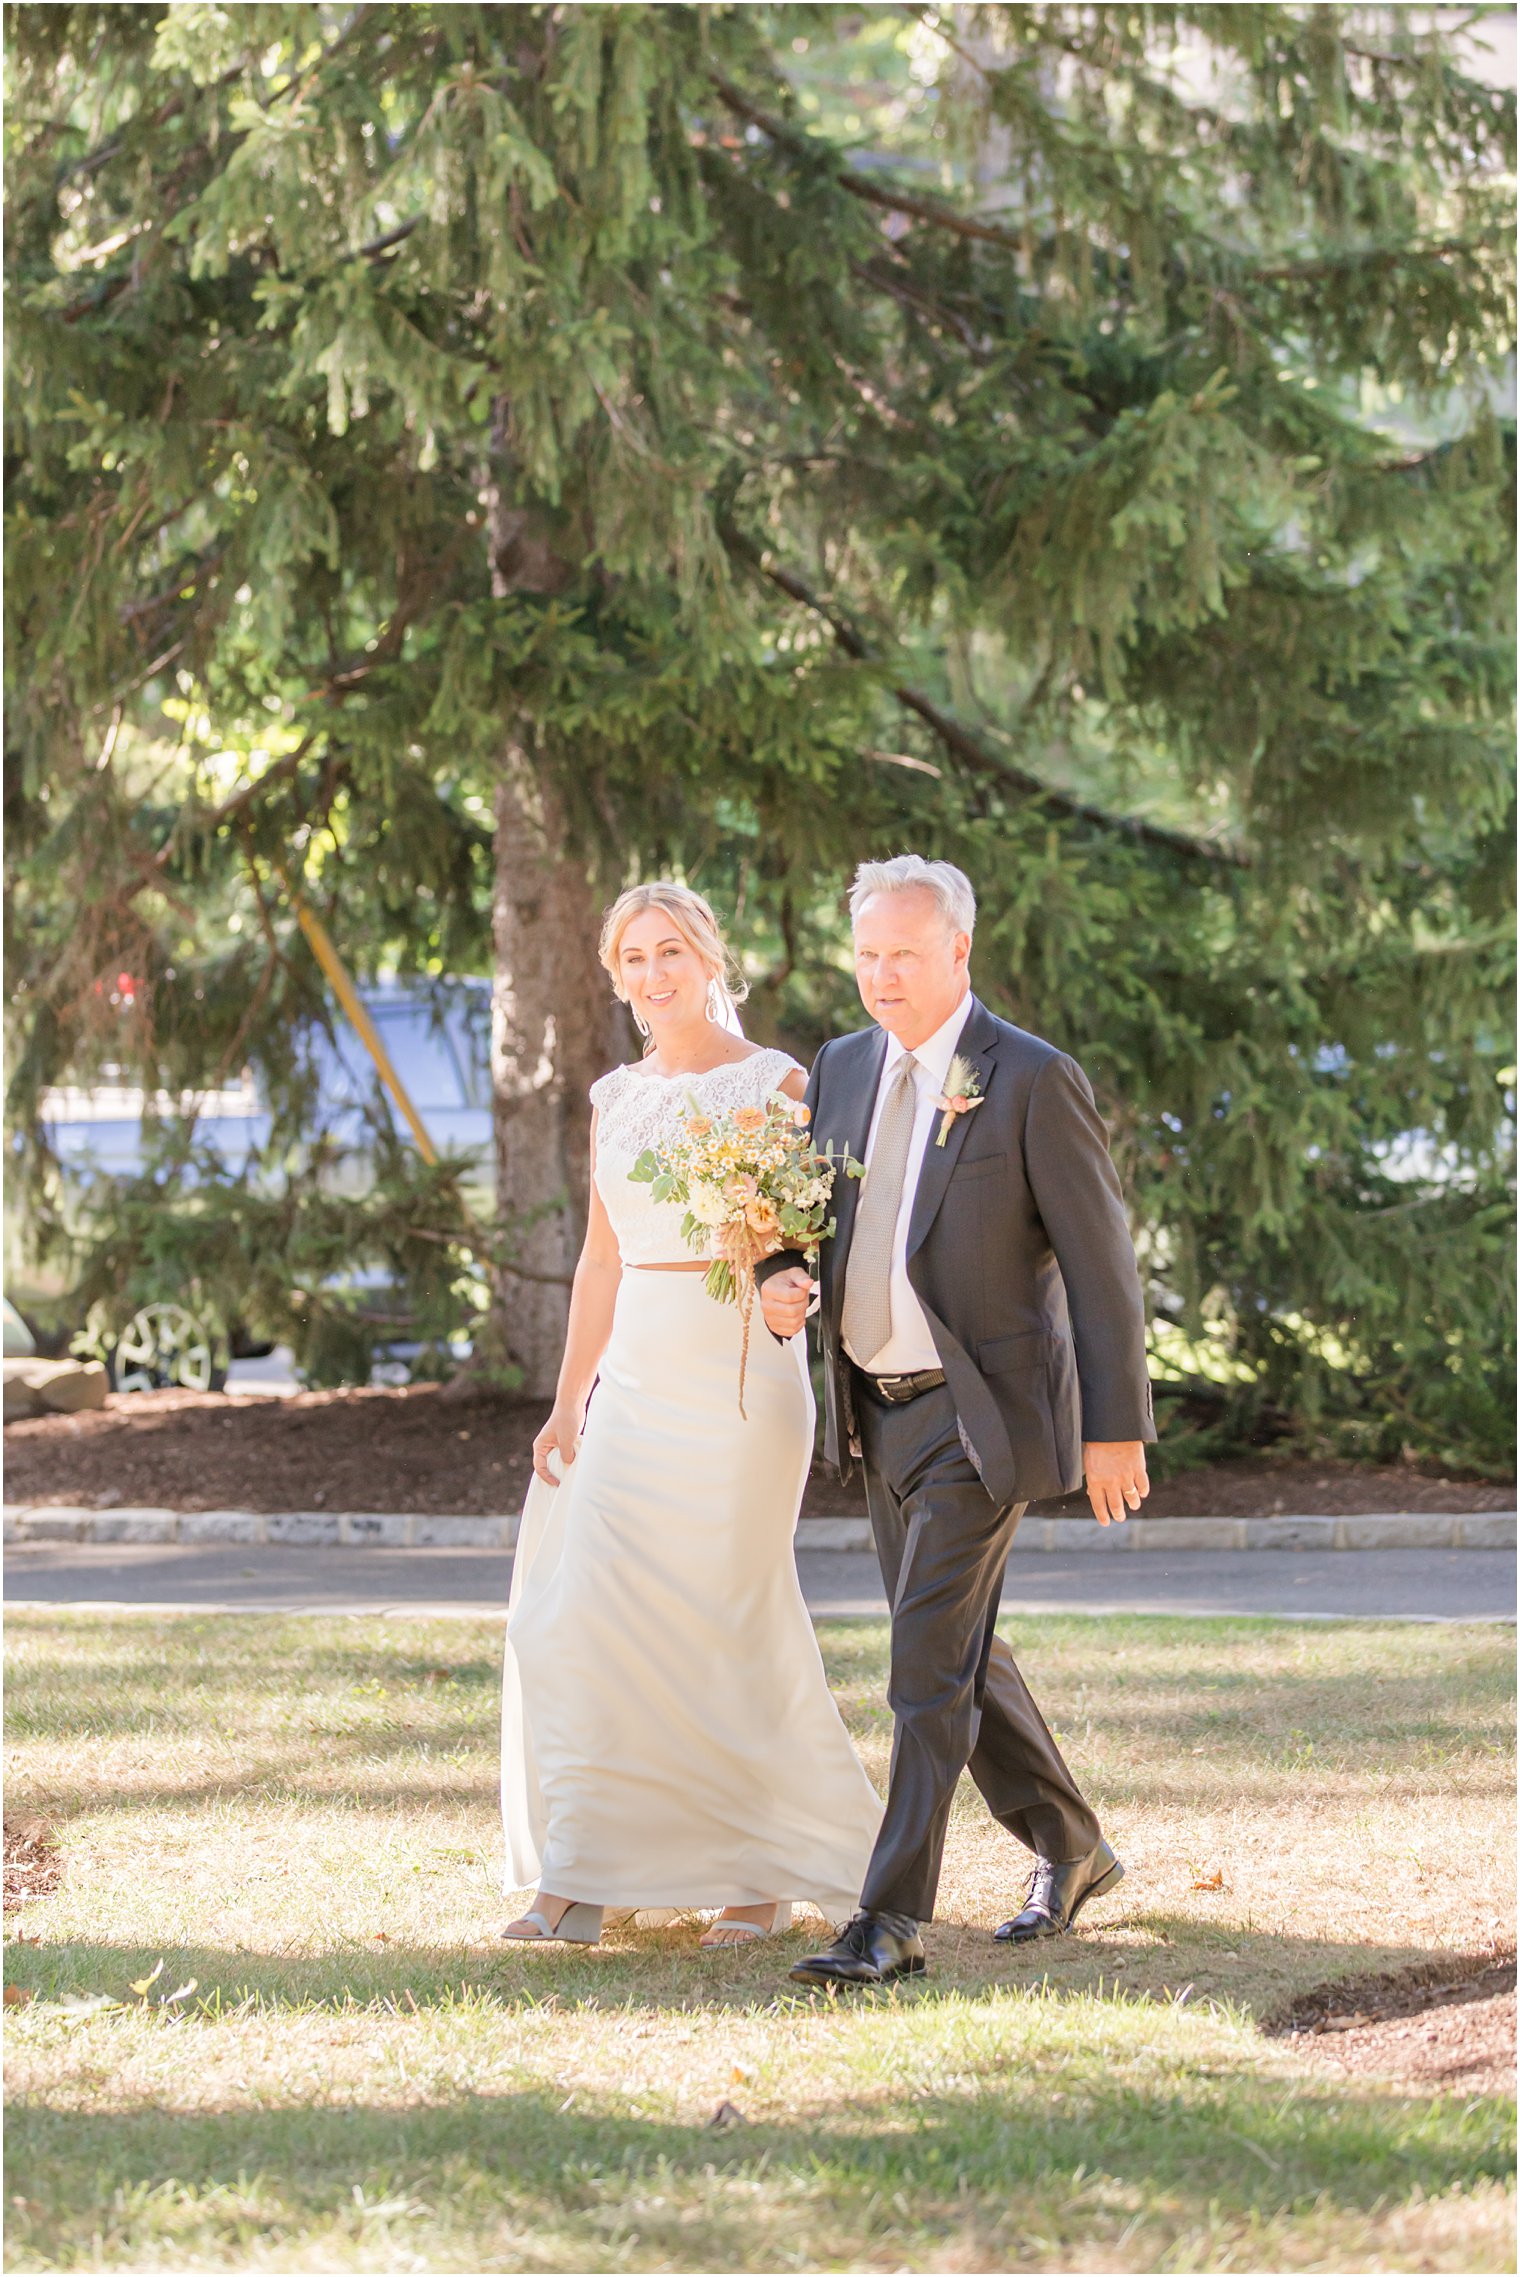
[31,980,493,1390]
[41,979,492,1180]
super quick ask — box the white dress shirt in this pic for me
[843,991,975,1374]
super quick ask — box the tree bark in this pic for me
[489,748,616,1397]
[484,388,620,1396]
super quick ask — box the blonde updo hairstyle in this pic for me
[598,881,749,1050]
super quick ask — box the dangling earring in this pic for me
[706,978,724,1025]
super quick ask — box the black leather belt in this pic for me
[857,1366,946,1405]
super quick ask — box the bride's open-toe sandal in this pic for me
[501,1901,605,1945]
[700,1902,793,1948]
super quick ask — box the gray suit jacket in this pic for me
[776,998,1155,1508]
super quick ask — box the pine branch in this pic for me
[162,738,320,862]
[304,527,473,697]
[56,8,375,187]
[61,272,133,325]
[355,218,421,261]
[1253,234,1505,283]
[120,547,227,627]
[1339,33,1493,73]
[718,515,1247,868]
[267,4,378,111]
[855,252,995,359]
[709,73,1030,255]
[107,639,186,709]
[205,934,279,1095]
[57,60,245,185]
[712,70,1510,314]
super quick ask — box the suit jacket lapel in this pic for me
[907,996,1001,1263]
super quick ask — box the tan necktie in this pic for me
[842,1052,919,1366]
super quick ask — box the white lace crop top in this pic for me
[590,1048,806,1266]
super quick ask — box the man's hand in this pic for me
[1083,1441,1149,1526]
[759,1264,815,1339]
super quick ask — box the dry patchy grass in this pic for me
[3,1610,1514,2272]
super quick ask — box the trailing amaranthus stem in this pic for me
[708,1219,784,1420]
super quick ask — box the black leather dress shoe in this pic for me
[994,1837,1124,1943]
[788,1910,926,1987]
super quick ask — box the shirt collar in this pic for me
[882,991,975,1093]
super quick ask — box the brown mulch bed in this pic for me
[3,1819,61,1915]
[1027,1457,1515,1521]
[4,1383,1513,1520]
[1268,1946,1517,2097]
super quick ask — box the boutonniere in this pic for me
[935,1054,985,1146]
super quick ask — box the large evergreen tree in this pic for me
[6,4,1514,1466]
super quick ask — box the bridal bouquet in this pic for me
[630,1091,860,1414]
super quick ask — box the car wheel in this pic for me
[106,1303,229,1394]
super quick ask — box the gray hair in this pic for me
[848,855,976,938]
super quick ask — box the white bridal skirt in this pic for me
[501,1269,883,1923]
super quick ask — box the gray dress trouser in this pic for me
[856,1375,1102,1922]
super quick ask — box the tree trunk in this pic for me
[489,747,617,1397]
[483,387,618,1397]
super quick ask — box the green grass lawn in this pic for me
[4,1611,1514,2273]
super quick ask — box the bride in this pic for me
[500,881,882,1947]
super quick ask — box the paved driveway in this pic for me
[4,1541,1512,1621]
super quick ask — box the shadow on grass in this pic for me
[4,1761,507,1816]
[7,1617,1510,1766]
[2,1919,1488,2023]
[5,2064,1513,2272]
[11,1746,1513,1829]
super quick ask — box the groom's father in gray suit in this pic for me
[759,855,1154,1986]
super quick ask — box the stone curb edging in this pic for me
[3,1505,1514,1552]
